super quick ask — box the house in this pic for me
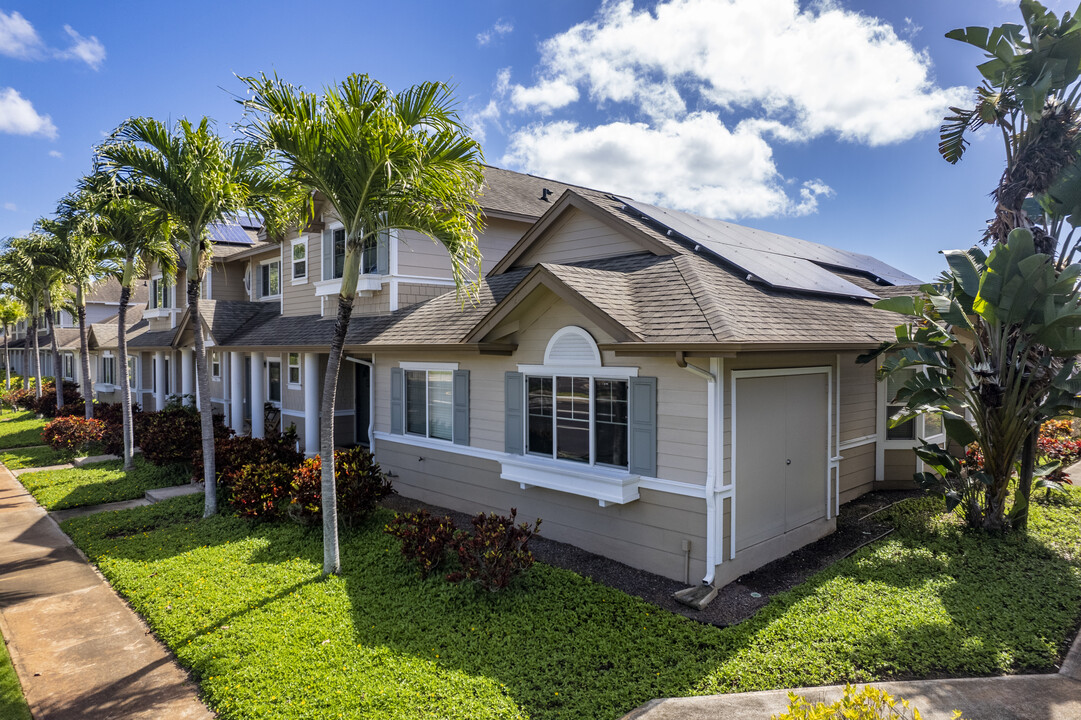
[74,166,934,587]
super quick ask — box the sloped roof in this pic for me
[478,166,594,220]
[84,277,149,305]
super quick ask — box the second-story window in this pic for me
[323,227,387,281]
[259,261,281,298]
[325,228,347,280]
[151,276,172,309]
[211,351,221,380]
[292,238,307,282]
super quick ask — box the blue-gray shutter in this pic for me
[321,229,333,281]
[452,369,469,446]
[390,367,404,435]
[628,376,657,477]
[376,230,390,275]
[504,371,524,455]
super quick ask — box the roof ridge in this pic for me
[671,254,737,342]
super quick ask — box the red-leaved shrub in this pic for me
[136,401,229,468]
[446,509,541,592]
[385,510,458,577]
[286,447,394,526]
[225,461,296,520]
[42,416,106,452]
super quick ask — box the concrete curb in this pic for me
[1060,623,1081,681]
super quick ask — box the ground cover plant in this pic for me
[0,635,31,720]
[62,488,1081,720]
[18,456,189,510]
[0,411,49,450]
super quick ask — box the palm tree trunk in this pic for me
[44,295,63,411]
[76,287,93,420]
[187,243,217,517]
[1015,427,1039,531]
[31,308,41,399]
[3,323,8,415]
[117,272,135,471]
[319,253,361,576]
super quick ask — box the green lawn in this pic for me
[0,411,47,450]
[0,634,31,720]
[18,456,190,510]
[0,445,76,470]
[61,488,1081,720]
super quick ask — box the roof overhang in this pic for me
[599,341,888,357]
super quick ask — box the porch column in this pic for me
[154,350,166,411]
[250,351,265,439]
[303,352,319,457]
[229,351,244,432]
[181,348,194,405]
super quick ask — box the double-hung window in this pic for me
[325,228,347,280]
[150,276,172,309]
[211,351,221,380]
[527,376,628,468]
[882,363,945,444]
[291,238,307,282]
[101,355,116,386]
[323,226,387,280]
[287,352,301,387]
[259,261,281,298]
[127,357,137,389]
[62,353,74,381]
[405,369,453,441]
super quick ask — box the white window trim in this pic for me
[211,351,221,381]
[127,356,137,390]
[286,352,302,389]
[96,352,117,391]
[400,364,456,443]
[517,364,638,379]
[877,370,947,451]
[257,258,282,300]
[291,236,308,285]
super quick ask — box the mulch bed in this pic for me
[383,488,922,627]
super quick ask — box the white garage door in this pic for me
[734,370,828,552]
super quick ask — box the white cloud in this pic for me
[497,0,966,219]
[0,88,57,138]
[48,150,62,158]
[58,25,105,69]
[2,202,16,212]
[477,19,514,47]
[0,10,42,59]
[0,12,104,69]
[504,112,831,219]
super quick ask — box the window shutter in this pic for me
[322,229,333,281]
[504,371,524,455]
[390,367,404,435]
[628,376,657,477]
[377,230,390,275]
[452,369,469,446]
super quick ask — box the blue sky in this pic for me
[0,0,1071,281]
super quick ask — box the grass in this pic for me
[0,411,48,450]
[0,633,31,720]
[18,456,190,510]
[62,488,1081,720]
[0,445,76,470]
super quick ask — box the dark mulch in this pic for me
[382,488,922,627]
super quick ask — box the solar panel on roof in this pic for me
[621,199,880,299]
[208,222,255,246]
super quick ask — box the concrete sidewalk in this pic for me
[0,464,213,719]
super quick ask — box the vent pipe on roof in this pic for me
[540,188,553,202]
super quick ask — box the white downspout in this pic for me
[677,352,720,585]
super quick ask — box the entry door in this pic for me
[734,371,828,552]
[354,362,371,446]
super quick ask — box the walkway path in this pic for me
[0,464,213,719]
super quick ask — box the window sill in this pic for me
[93,383,117,392]
[291,278,308,286]
[314,275,384,297]
[500,455,640,507]
[143,307,178,320]
[257,295,282,302]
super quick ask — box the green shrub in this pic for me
[41,416,106,452]
[210,427,301,484]
[774,684,961,719]
[447,508,541,591]
[136,401,228,467]
[385,509,457,577]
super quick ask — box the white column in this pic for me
[303,352,319,456]
[250,351,265,439]
[230,351,244,432]
[154,350,166,411]
[181,348,194,404]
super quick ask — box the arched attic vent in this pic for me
[544,326,602,367]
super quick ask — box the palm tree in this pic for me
[96,117,300,516]
[0,295,25,393]
[83,183,177,470]
[21,233,72,411]
[0,237,62,400]
[239,73,484,574]
[36,193,117,418]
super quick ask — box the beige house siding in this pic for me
[839,443,876,503]
[209,262,248,302]
[396,230,453,278]
[516,208,648,267]
[839,355,877,443]
[884,448,917,484]
[282,232,320,318]
[398,283,451,310]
